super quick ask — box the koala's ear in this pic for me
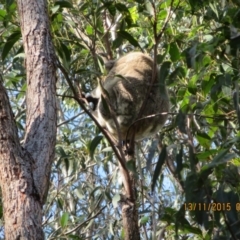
[86,95,99,111]
[105,60,115,72]
[98,52,115,72]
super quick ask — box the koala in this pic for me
[89,52,169,141]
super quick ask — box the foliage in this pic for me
[1,0,240,239]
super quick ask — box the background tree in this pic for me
[1,0,240,239]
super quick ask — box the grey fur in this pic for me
[91,52,169,141]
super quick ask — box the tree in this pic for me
[0,0,57,239]
[1,0,240,239]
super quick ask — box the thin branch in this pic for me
[155,0,176,44]
[64,206,107,236]
[102,10,113,60]
[57,61,135,199]
[57,111,85,127]
[127,111,237,137]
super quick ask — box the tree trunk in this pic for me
[120,150,140,240]
[121,196,140,240]
[0,0,57,239]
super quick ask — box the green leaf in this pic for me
[196,132,211,148]
[168,66,186,85]
[55,1,73,8]
[13,53,25,60]
[118,31,140,47]
[98,79,111,116]
[188,74,198,95]
[112,194,121,208]
[120,228,125,239]
[0,205,2,218]
[233,91,240,128]
[202,55,211,66]
[86,24,93,35]
[60,212,69,227]
[169,42,180,62]
[0,9,7,21]
[100,94,111,116]
[101,2,116,16]
[201,150,235,171]
[51,5,60,14]
[115,3,129,13]
[145,1,154,16]
[109,222,114,235]
[185,44,197,69]
[6,0,14,9]
[156,44,170,64]
[75,189,84,200]
[158,61,171,99]
[57,198,63,210]
[176,111,186,134]
[158,61,171,86]
[151,145,167,192]
[176,145,183,175]
[89,135,103,159]
[129,6,138,23]
[80,2,90,12]
[60,42,71,63]
[158,9,167,20]
[140,216,149,225]
[146,139,158,171]
[2,30,21,61]
[63,158,70,173]
[58,146,68,158]
[196,149,218,159]
[112,36,123,49]
[126,159,137,175]
[201,74,215,96]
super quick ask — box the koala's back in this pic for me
[96,52,169,140]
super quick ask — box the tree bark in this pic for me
[0,0,57,239]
